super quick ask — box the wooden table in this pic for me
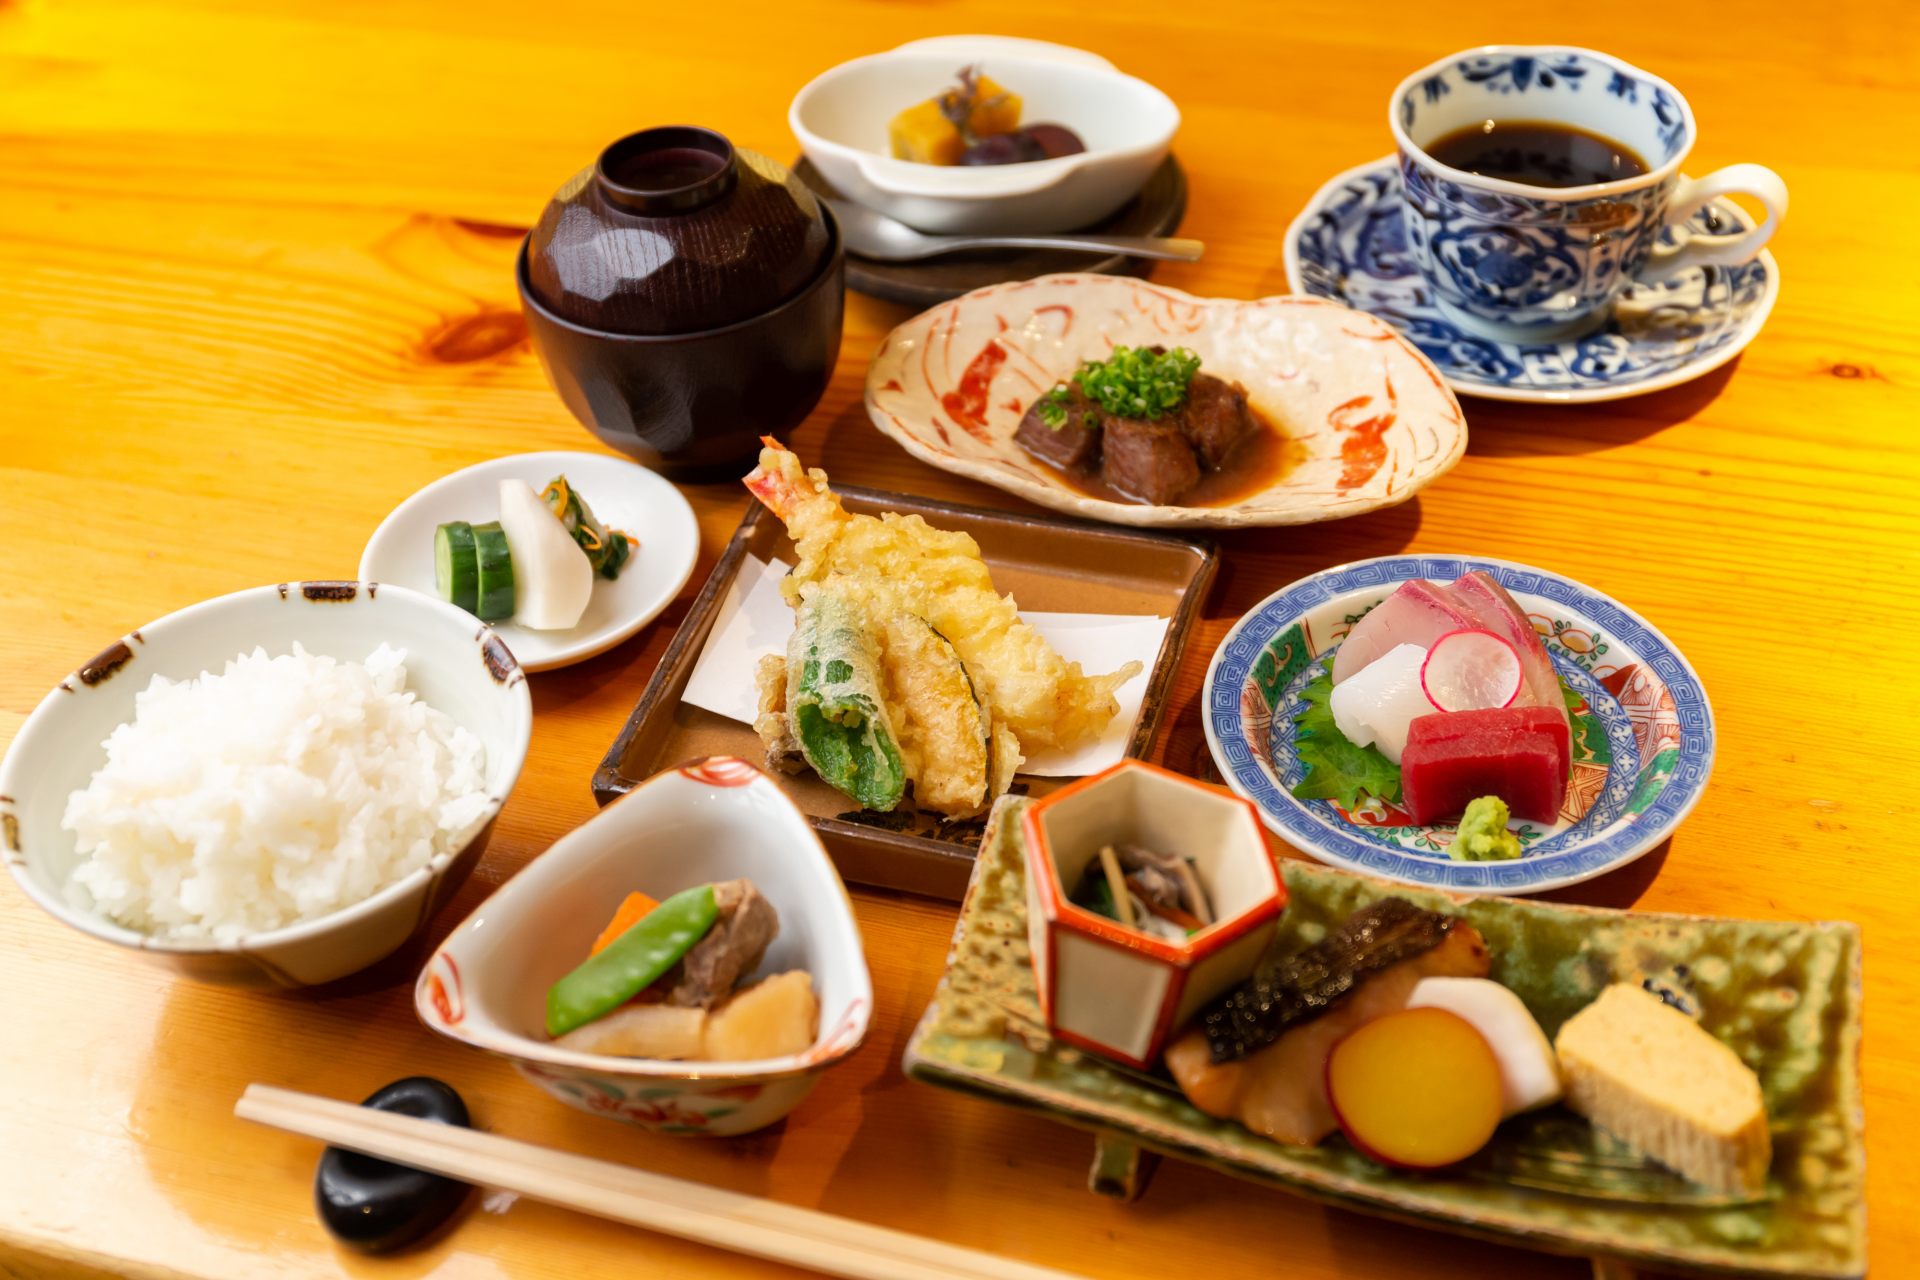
[2,1,1912,1275]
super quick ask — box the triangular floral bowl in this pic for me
[415,756,872,1136]
[1203,555,1713,894]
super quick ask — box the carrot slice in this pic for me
[589,891,660,956]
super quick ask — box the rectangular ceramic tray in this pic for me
[591,486,1217,900]
[904,798,1867,1278]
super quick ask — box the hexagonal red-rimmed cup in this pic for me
[1023,760,1285,1069]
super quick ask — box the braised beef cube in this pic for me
[1014,385,1101,470]
[1101,417,1201,504]
[663,879,779,1010]
[1178,373,1256,470]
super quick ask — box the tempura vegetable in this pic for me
[752,654,806,774]
[880,614,1002,818]
[787,582,908,811]
[745,440,1139,753]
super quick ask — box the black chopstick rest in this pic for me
[314,1076,473,1253]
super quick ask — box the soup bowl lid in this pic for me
[524,126,834,336]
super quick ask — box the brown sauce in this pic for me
[1049,408,1306,507]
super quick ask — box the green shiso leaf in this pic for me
[1288,669,1403,810]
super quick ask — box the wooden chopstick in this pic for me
[237,1084,1086,1280]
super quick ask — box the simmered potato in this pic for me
[703,971,819,1062]
[888,99,964,166]
[553,1003,707,1060]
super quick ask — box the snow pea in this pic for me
[545,884,718,1037]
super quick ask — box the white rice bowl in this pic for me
[61,643,490,943]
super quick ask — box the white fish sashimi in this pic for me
[1328,643,1432,765]
[1331,581,1479,685]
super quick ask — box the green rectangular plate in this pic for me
[903,798,1866,1277]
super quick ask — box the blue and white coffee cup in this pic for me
[1390,46,1787,342]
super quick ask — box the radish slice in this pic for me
[498,478,593,630]
[1421,629,1522,712]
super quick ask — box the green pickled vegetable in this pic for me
[471,521,515,621]
[600,530,633,580]
[434,521,479,614]
[545,884,718,1038]
[787,585,907,811]
[1452,795,1524,862]
[541,474,630,580]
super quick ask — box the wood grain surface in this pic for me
[2,1,1914,1277]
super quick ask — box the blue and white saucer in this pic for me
[1284,158,1779,404]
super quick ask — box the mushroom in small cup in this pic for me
[1022,760,1284,1069]
[416,757,872,1136]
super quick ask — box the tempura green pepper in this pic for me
[545,884,718,1037]
[787,584,907,811]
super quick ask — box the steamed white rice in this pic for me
[62,643,490,943]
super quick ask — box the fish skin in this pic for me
[1166,925,1492,1146]
[1330,580,1478,685]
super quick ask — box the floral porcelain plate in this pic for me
[863,274,1466,528]
[1285,158,1780,403]
[903,799,1866,1279]
[1203,555,1713,894]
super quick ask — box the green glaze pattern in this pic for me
[903,798,1866,1277]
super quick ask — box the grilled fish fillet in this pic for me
[1166,924,1492,1146]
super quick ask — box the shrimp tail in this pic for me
[743,438,806,521]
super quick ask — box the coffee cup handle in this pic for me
[1641,164,1788,281]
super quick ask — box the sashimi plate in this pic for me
[902,799,1865,1279]
[1203,556,1712,893]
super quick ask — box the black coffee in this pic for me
[1426,120,1648,187]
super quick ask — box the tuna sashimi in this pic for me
[1447,571,1568,736]
[1405,706,1571,780]
[1330,580,1479,684]
[1400,707,1570,824]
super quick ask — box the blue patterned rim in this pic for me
[1203,555,1714,893]
[1283,158,1779,404]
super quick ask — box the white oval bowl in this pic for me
[865,274,1468,528]
[0,582,533,988]
[416,756,873,1137]
[789,40,1178,234]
